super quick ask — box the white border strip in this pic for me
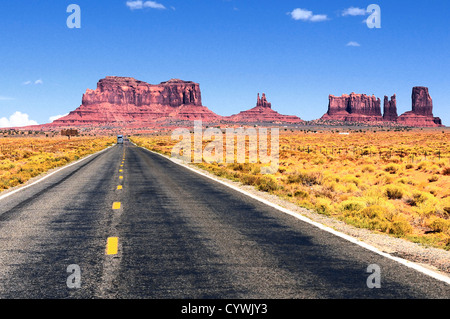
[0,145,114,201]
[137,144,450,285]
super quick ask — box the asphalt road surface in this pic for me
[0,141,449,299]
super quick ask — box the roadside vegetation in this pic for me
[0,135,115,192]
[132,129,450,250]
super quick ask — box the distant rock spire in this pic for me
[256,93,271,108]
[383,94,398,121]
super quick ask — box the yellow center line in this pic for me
[112,202,121,210]
[119,169,123,172]
[117,185,123,190]
[106,237,119,255]
[119,176,123,180]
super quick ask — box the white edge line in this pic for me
[0,145,114,201]
[135,143,450,286]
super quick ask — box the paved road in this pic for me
[0,141,449,299]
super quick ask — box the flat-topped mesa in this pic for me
[383,94,398,121]
[348,93,382,116]
[52,76,220,126]
[82,76,202,107]
[322,92,383,122]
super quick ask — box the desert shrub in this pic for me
[428,165,441,174]
[441,167,450,176]
[406,191,434,206]
[376,173,396,185]
[314,197,333,215]
[362,165,375,173]
[229,163,252,173]
[428,175,439,183]
[240,174,260,186]
[339,199,366,212]
[384,164,400,174]
[294,189,309,199]
[389,215,413,236]
[427,218,450,234]
[343,175,360,186]
[345,183,359,193]
[255,176,278,192]
[360,205,388,219]
[384,185,404,200]
[341,205,391,232]
[286,171,323,186]
[412,199,439,221]
[417,161,429,170]
[251,166,261,175]
[444,207,450,216]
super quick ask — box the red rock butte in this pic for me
[16,77,444,130]
[396,87,443,127]
[46,77,304,128]
[50,76,221,127]
[320,87,443,127]
[224,93,304,124]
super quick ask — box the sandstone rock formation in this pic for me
[225,93,303,124]
[31,77,444,130]
[321,87,443,127]
[412,86,433,116]
[51,77,221,126]
[320,93,383,122]
[257,93,272,108]
[383,94,398,121]
[397,87,443,127]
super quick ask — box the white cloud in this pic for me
[0,96,14,101]
[49,113,68,123]
[290,8,312,21]
[23,79,43,85]
[126,1,166,10]
[126,0,144,9]
[346,41,361,47]
[342,7,367,16]
[0,111,38,128]
[289,8,328,22]
[309,14,328,22]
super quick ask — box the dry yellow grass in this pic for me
[132,129,450,250]
[0,136,115,191]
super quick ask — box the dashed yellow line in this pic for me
[112,202,121,210]
[106,237,119,255]
[105,154,125,257]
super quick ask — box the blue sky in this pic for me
[0,0,449,127]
